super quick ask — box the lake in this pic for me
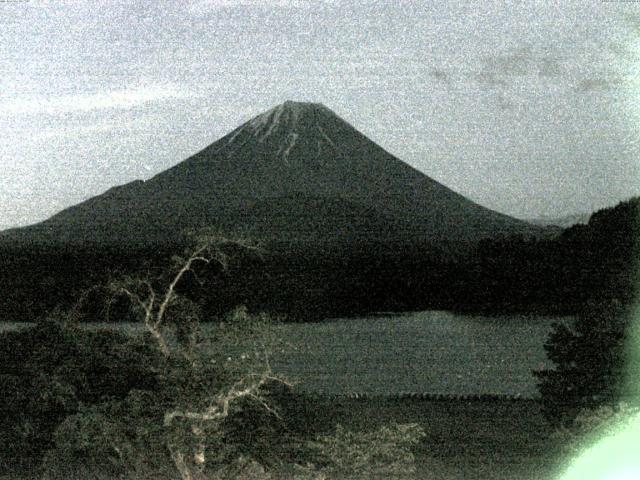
[0,311,570,398]
[272,311,569,398]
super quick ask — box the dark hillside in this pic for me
[449,197,640,313]
[0,198,636,322]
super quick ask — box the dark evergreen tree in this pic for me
[534,301,633,426]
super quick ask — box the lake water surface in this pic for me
[1,311,570,398]
[272,311,570,398]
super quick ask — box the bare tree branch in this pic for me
[156,244,211,330]
[164,369,291,426]
[104,234,283,479]
[110,238,235,357]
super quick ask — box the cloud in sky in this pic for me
[477,48,566,84]
[1,85,191,116]
[445,45,631,102]
[426,48,568,95]
[483,48,535,77]
[475,71,509,89]
[575,77,626,93]
[429,69,451,86]
[27,122,133,141]
[187,0,332,14]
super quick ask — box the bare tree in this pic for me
[111,238,225,357]
[110,235,290,480]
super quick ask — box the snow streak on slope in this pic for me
[244,100,310,142]
[225,101,332,163]
[277,132,299,164]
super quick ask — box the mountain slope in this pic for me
[3,101,541,245]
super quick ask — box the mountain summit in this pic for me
[4,101,540,245]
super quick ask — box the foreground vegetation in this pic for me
[0,236,428,479]
[1,196,637,478]
[325,396,562,480]
[0,325,561,480]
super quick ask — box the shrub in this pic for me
[0,317,166,476]
[40,390,175,479]
[304,423,426,479]
[534,300,631,426]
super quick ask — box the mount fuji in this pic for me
[3,101,541,245]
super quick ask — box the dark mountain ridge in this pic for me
[2,101,541,246]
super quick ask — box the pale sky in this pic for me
[2,0,640,229]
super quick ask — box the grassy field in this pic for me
[315,396,564,480]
